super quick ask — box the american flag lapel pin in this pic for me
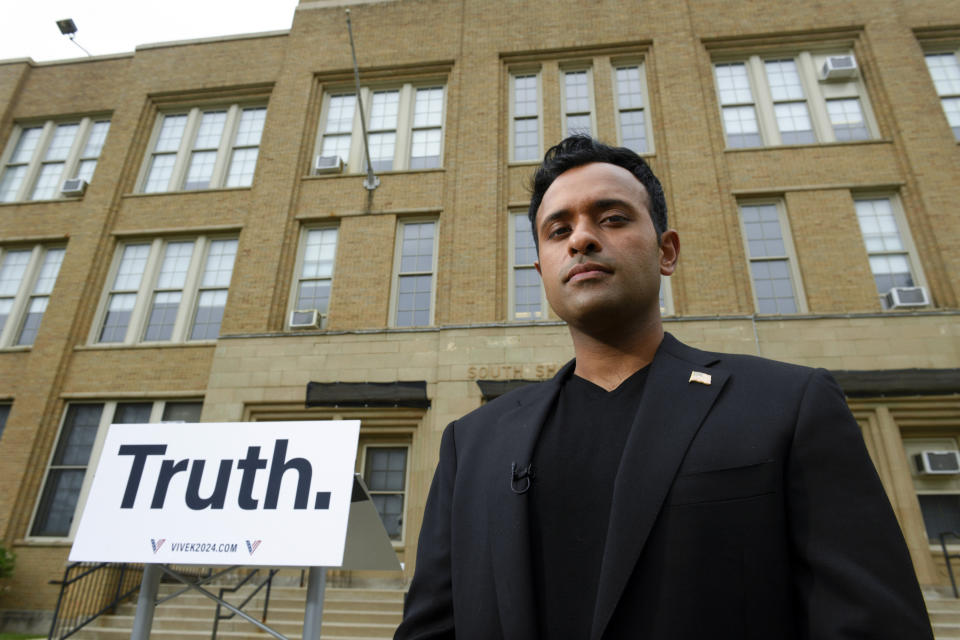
[689,371,712,385]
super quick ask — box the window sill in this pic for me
[76,341,218,351]
[0,345,31,353]
[723,138,893,153]
[15,537,72,547]
[302,167,445,180]
[123,186,253,199]
[0,196,84,206]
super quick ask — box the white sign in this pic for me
[69,421,360,566]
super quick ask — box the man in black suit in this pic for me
[395,136,932,639]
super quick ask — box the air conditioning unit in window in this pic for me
[884,286,929,309]
[821,55,859,81]
[289,309,325,329]
[313,155,344,175]
[60,178,88,196]
[914,451,960,475]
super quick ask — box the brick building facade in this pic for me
[0,0,958,620]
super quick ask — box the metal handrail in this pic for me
[47,562,143,639]
[940,531,960,598]
[211,568,279,640]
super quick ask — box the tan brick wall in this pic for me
[0,0,958,610]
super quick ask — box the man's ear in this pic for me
[659,229,679,276]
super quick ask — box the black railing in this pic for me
[211,568,280,640]
[940,531,960,598]
[47,562,143,640]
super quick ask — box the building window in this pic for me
[392,221,437,327]
[659,276,675,317]
[903,437,960,543]
[0,403,9,442]
[362,445,409,541]
[30,400,202,538]
[738,202,806,314]
[140,105,265,193]
[509,213,545,321]
[0,245,66,347]
[290,227,338,327]
[0,118,110,202]
[854,196,925,305]
[511,72,541,162]
[94,236,237,344]
[714,51,875,148]
[613,64,652,154]
[924,52,960,141]
[316,84,445,174]
[562,70,594,136]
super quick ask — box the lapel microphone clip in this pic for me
[510,462,535,494]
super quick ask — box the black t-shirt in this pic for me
[529,365,649,639]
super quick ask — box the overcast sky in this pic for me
[1,0,300,63]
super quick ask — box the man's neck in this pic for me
[569,322,664,391]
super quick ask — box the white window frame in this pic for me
[560,66,597,138]
[612,61,655,155]
[288,226,339,328]
[0,117,110,202]
[508,212,547,321]
[0,244,66,348]
[389,219,439,328]
[137,104,266,193]
[737,200,808,314]
[359,442,411,544]
[509,69,543,163]
[315,83,446,174]
[659,275,675,317]
[714,50,879,148]
[28,399,203,541]
[852,194,928,308]
[90,235,238,345]
[923,48,960,142]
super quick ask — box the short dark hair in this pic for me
[527,135,667,250]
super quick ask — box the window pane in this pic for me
[400,222,435,273]
[722,106,762,147]
[715,63,754,104]
[156,242,194,289]
[619,110,647,154]
[827,98,870,141]
[566,114,591,136]
[855,199,905,252]
[234,108,266,146]
[0,404,9,442]
[370,91,399,130]
[11,127,43,163]
[0,165,27,202]
[143,291,182,341]
[396,274,432,326]
[750,259,797,314]
[31,469,86,537]
[741,205,786,257]
[194,111,227,149]
[144,154,176,193]
[156,115,187,152]
[321,134,352,164]
[765,59,805,101]
[410,129,441,169]
[369,132,395,171]
[201,239,237,287]
[75,159,98,183]
[31,163,66,200]
[413,87,444,128]
[514,214,537,265]
[297,280,331,313]
[190,290,227,340]
[0,299,11,335]
[225,148,259,187]
[53,404,103,466]
[564,71,590,113]
[16,296,48,345]
[99,292,136,342]
[514,75,538,117]
[161,402,202,423]
[514,118,539,161]
[45,124,79,161]
[514,267,542,320]
[918,494,960,543]
[616,66,644,109]
[325,95,356,134]
[184,150,217,190]
[302,229,338,279]
[113,244,150,291]
[925,53,960,95]
[82,121,111,158]
[0,250,31,296]
[114,402,153,424]
[774,103,815,144]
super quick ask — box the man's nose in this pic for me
[568,221,601,255]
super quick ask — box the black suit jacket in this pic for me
[396,334,932,639]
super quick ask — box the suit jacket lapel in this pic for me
[590,336,729,640]
[488,360,573,639]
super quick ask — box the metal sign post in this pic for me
[301,567,327,640]
[129,564,161,640]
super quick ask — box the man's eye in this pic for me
[603,214,627,224]
[547,226,570,238]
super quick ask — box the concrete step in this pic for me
[71,625,396,640]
